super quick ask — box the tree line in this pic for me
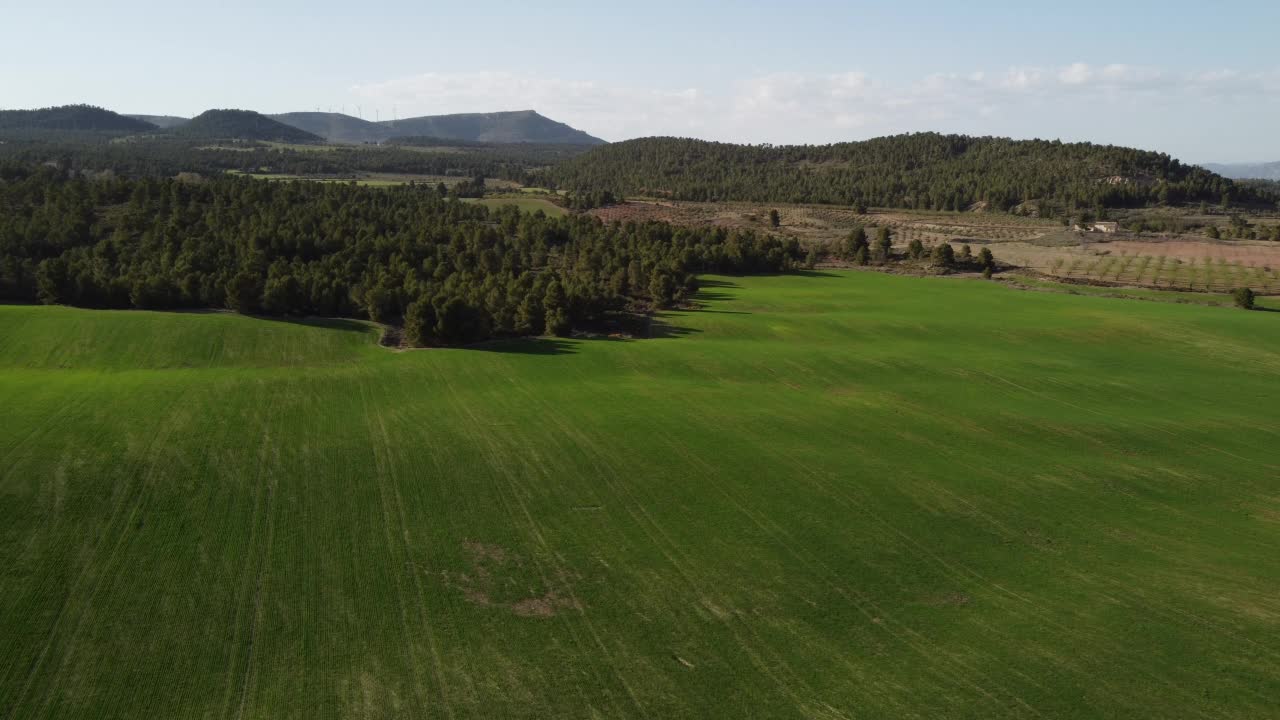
[546,133,1279,214]
[0,132,589,187]
[0,166,802,345]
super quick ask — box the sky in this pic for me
[2,0,1277,163]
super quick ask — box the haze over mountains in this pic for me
[1,104,604,145]
[120,107,605,145]
[271,110,605,145]
[1202,161,1280,181]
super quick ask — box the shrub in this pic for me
[1233,287,1256,310]
[979,247,995,270]
[931,242,955,267]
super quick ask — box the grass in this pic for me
[2,272,1280,718]
[463,196,568,217]
[1007,274,1280,309]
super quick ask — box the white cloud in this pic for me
[1058,63,1092,85]
[350,65,1280,148]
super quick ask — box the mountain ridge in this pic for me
[270,109,604,145]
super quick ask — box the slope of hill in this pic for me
[1203,161,1280,181]
[3,272,1279,718]
[270,112,391,144]
[380,110,604,145]
[169,109,323,143]
[126,114,190,129]
[0,105,156,132]
[548,133,1254,212]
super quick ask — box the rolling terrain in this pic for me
[2,271,1279,718]
[269,112,392,144]
[549,134,1256,210]
[167,110,323,143]
[380,110,604,145]
[0,105,156,132]
[268,110,605,145]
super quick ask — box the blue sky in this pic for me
[3,0,1278,162]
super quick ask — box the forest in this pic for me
[0,166,800,344]
[0,131,594,186]
[546,133,1280,213]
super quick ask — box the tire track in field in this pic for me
[492,373,813,717]
[215,382,277,720]
[746,434,1222,718]
[428,362,635,719]
[622,366,1052,713]
[644,422,1044,719]
[223,380,288,720]
[356,370,454,720]
[9,384,192,720]
[973,370,1280,472]
[0,374,99,473]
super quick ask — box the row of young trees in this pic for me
[0,166,802,344]
[548,133,1279,213]
[817,225,997,276]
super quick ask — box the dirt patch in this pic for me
[920,592,973,607]
[511,590,581,618]
[445,541,582,619]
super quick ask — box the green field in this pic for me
[3,272,1279,718]
[463,196,568,217]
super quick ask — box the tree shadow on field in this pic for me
[788,270,841,279]
[648,315,703,340]
[472,338,580,356]
[253,314,379,335]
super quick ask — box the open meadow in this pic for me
[3,272,1280,718]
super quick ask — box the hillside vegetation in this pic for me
[384,110,605,145]
[3,272,1279,718]
[0,104,156,133]
[549,133,1261,213]
[168,109,323,143]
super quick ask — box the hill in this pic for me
[1203,160,1280,181]
[380,109,605,145]
[270,111,391,144]
[548,133,1254,212]
[3,272,1279,718]
[0,104,156,132]
[168,109,323,143]
[126,114,190,129]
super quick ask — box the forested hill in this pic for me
[547,134,1260,212]
[0,105,157,133]
[168,110,323,143]
[382,111,605,145]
